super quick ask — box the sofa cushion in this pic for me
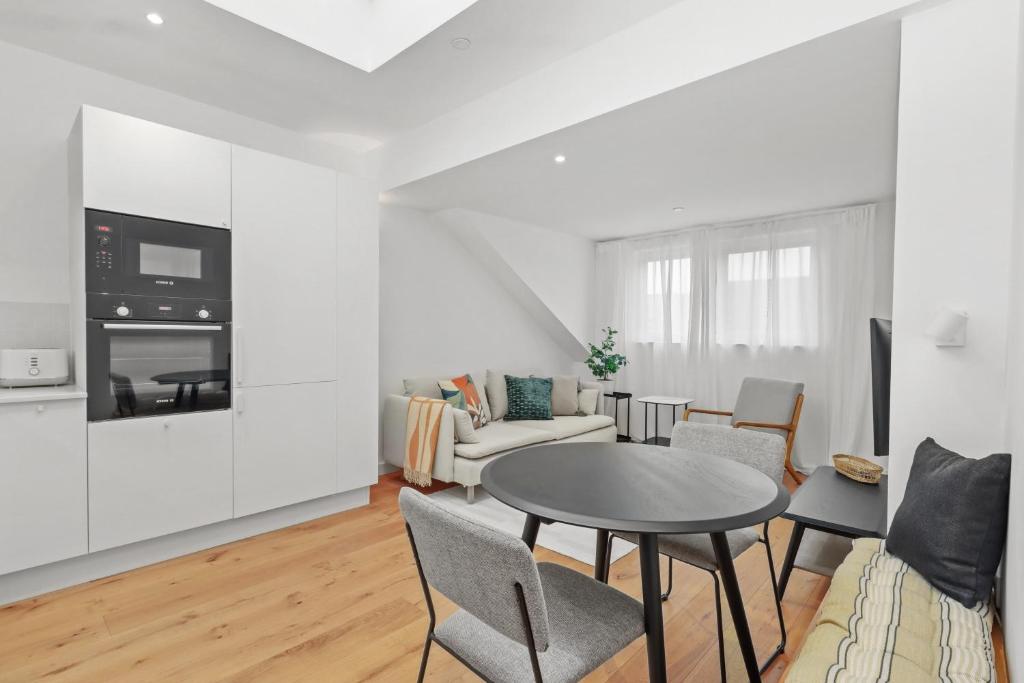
[577,389,599,415]
[886,438,1011,607]
[785,538,995,683]
[550,375,580,416]
[512,415,615,440]
[453,421,553,459]
[403,376,444,399]
[439,374,488,428]
[486,369,511,420]
[452,409,480,444]
[505,375,554,421]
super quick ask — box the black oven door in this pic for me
[86,211,231,300]
[87,320,231,421]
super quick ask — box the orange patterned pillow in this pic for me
[438,374,488,429]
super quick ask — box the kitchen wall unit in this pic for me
[233,382,338,517]
[0,106,380,603]
[231,146,338,387]
[81,106,232,229]
[0,397,87,575]
[88,411,234,552]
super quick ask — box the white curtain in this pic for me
[595,205,877,471]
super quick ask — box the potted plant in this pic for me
[586,327,628,395]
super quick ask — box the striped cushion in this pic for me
[787,538,995,683]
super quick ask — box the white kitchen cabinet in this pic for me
[81,106,232,229]
[0,400,87,575]
[88,411,233,552]
[233,382,337,517]
[336,174,380,493]
[231,146,337,388]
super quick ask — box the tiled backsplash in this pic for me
[0,302,71,351]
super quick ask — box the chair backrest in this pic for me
[398,488,551,651]
[670,421,786,484]
[731,377,804,439]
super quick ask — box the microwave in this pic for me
[85,209,230,302]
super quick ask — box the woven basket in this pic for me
[833,454,883,484]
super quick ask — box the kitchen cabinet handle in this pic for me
[235,327,244,386]
[102,323,223,331]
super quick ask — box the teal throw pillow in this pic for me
[504,375,553,420]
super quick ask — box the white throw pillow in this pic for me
[452,409,480,444]
[577,389,599,416]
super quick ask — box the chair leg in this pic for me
[466,485,476,504]
[603,535,614,583]
[660,557,674,601]
[785,460,804,484]
[759,527,787,674]
[710,570,726,683]
[416,634,432,683]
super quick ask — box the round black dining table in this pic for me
[481,442,790,683]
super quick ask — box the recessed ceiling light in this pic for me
[673,206,685,213]
[553,154,567,164]
[146,12,164,25]
[451,37,471,50]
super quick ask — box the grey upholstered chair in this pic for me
[603,422,788,681]
[685,376,805,483]
[399,488,645,683]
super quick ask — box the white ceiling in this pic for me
[387,20,902,240]
[0,0,679,148]
[202,0,480,72]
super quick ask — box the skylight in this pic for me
[202,0,480,72]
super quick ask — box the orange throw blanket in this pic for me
[404,397,447,487]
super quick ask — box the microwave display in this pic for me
[139,243,203,279]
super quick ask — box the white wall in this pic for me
[0,39,363,312]
[890,0,1023,671]
[435,209,596,346]
[378,205,580,400]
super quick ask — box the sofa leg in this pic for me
[466,485,476,504]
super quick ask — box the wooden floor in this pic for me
[0,473,1003,682]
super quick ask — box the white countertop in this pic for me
[0,386,87,404]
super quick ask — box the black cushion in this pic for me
[886,438,1011,606]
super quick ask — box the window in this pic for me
[636,256,690,343]
[717,245,817,347]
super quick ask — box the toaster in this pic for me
[0,349,69,387]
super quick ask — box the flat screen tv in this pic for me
[870,318,892,456]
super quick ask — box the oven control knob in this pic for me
[115,305,130,317]
[197,309,211,320]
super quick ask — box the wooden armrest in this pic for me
[683,407,733,420]
[734,420,793,431]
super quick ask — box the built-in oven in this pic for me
[86,314,231,422]
[86,209,230,303]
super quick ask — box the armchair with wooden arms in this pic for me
[684,377,805,483]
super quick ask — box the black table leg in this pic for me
[711,532,759,682]
[174,383,185,407]
[778,521,805,599]
[638,533,667,683]
[521,514,541,551]
[595,529,610,583]
[644,402,649,442]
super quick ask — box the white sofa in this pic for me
[382,377,617,501]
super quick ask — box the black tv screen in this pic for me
[870,318,892,456]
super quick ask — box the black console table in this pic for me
[778,465,888,598]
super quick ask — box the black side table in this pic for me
[603,391,632,442]
[778,465,888,598]
[636,395,694,446]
